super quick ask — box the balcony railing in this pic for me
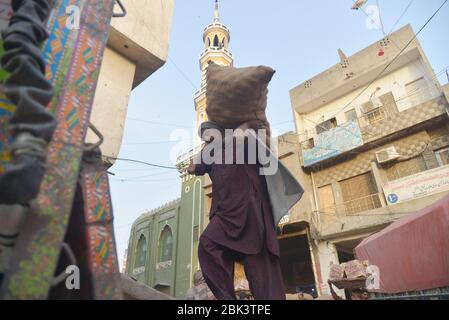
[342,193,383,215]
[176,143,204,165]
[360,107,388,127]
[200,47,233,59]
[319,193,383,216]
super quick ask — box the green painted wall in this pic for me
[126,173,205,299]
[174,175,205,299]
[126,200,180,297]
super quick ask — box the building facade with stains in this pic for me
[289,24,449,295]
[86,0,175,164]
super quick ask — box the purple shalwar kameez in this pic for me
[194,141,286,300]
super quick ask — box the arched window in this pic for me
[135,235,147,268]
[207,37,211,47]
[158,226,173,263]
[213,35,219,47]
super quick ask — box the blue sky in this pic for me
[110,0,449,267]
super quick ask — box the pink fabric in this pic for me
[355,194,449,293]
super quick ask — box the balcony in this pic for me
[360,95,447,144]
[319,193,383,217]
[301,120,364,167]
[342,193,383,215]
[203,22,230,36]
[200,47,233,59]
[301,93,448,168]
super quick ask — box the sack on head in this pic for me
[206,62,275,129]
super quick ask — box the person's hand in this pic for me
[247,119,267,130]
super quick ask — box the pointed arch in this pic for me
[158,226,173,263]
[213,35,219,47]
[135,235,147,268]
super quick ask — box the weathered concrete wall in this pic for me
[86,48,136,159]
[87,0,175,162]
[277,133,314,223]
[443,83,449,104]
[290,25,441,140]
[290,25,435,114]
[109,0,175,87]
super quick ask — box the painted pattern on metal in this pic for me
[0,0,116,299]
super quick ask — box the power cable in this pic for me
[126,117,193,129]
[388,0,415,35]
[106,156,178,170]
[334,0,448,121]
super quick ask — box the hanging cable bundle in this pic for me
[0,0,56,205]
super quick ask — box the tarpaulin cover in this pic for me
[355,194,449,294]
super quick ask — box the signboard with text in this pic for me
[383,165,449,205]
[303,121,364,167]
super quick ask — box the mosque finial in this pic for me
[214,0,220,22]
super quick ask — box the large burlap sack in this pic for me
[206,62,276,129]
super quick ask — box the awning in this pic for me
[355,194,449,294]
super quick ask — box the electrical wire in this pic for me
[375,0,387,36]
[106,156,178,170]
[301,65,448,133]
[125,0,197,90]
[331,0,448,120]
[116,2,448,176]
[297,63,449,158]
[126,117,193,129]
[388,0,415,35]
[114,170,178,181]
[124,139,182,146]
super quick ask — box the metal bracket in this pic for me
[84,123,104,152]
[113,0,127,18]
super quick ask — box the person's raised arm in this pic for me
[188,149,211,176]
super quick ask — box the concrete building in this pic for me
[289,24,449,295]
[274,132,319,296]
[86,0,175,164]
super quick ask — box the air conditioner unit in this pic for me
[376,147,400,164]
